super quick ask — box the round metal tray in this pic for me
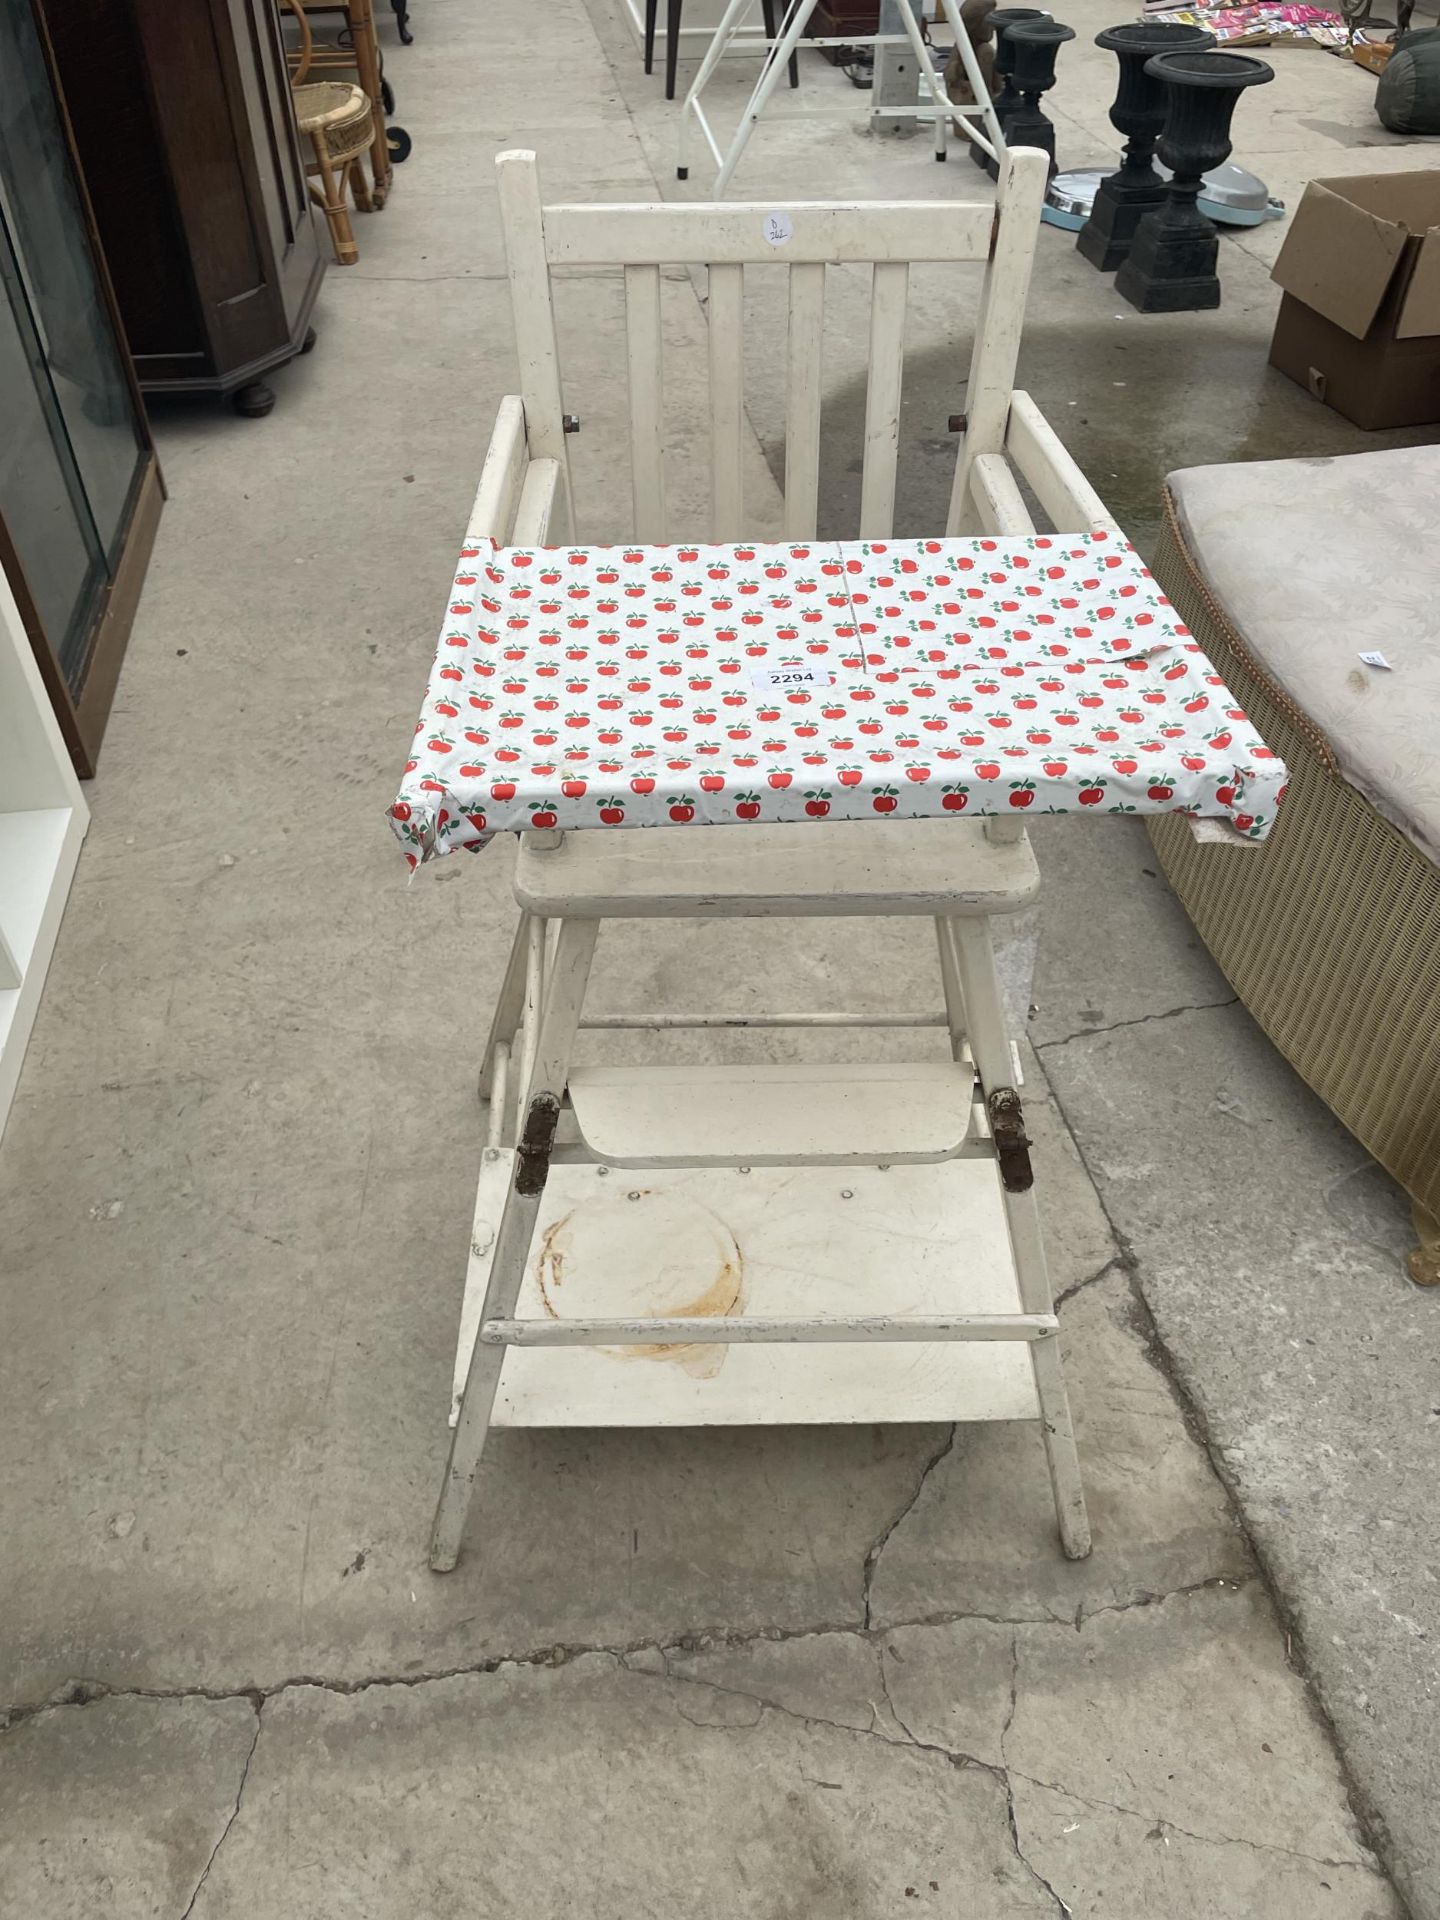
[1043,161,1284,230]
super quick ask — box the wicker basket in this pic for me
[1147,485,1440,1223]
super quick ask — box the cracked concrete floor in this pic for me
[0,1264,1401,1920]
[0,0,1431,1913]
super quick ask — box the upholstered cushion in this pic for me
[1167,446,1440,868]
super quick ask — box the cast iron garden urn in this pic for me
[1114,50,1274,313]
[1076,23,1216,272]
[976,8,1046,171]
[998,18,1076,179]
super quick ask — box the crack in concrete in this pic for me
[0,1574,1261,1730]
[652,1616,1379,1904]
[178,1701,261,1920]
[1070,1574,1251,1633]
[1001,1632,1074,1918]
[4,1581,1383,1908]
[875,1644,999,1778]
[1035,997,1239,1051]
[1051,1254,1125,1315]
[672,1690,765,1733]
[1029,1042,1418,1920]
[662,1659,898,1751]
[1005,1765,1383,1876]
[860,1423,956,1631]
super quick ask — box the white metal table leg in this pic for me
[713,0,820,194]
[935,0,1005,164]
[944,912,1092,1560]
[677,0,755,179]
[893,0,948,161]
[432,915,599,1571]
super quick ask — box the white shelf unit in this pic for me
[0,563,88,1141]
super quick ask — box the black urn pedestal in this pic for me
[1114,50,1273,313]
[974,8,1046,172]
[998,17,1076,180]
[1076,22,1216,273]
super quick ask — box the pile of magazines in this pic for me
[1137,2,1365,46]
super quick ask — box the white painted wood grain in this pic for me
[567,1059,978,1166]
[783,261,825,539]
[624,263,667,542]
[495,151,575,529]
[512,816,1040,919]
[946,145,1048,536]
[542,200,994,266]
[1005,390,1119,534]
[472,1161,1042,1428]
[465,394,527,545]
[969,452,1036,537]
[859,260,909,540]
[511,457,562,544]
[708,262,745,541]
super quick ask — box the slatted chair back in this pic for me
[494,146,1051,546]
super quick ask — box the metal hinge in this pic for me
[515,1091,561,1196]
[562,414,581,434]
[987,1086,1034,1193]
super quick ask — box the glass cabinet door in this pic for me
[0,0,146,694]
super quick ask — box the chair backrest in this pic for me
[280,0,314,83]
[494,146,1050,547]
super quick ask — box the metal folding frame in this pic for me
[676,0,1004,194]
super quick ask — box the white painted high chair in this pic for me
[431,146,1119,1574]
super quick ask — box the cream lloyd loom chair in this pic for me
[431,146,1122,1573]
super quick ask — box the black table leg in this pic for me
[761,0,800,88]
[644,0,658,73]
[666,0,683,98]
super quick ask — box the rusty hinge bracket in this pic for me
[947,412,968,434]
[987,1086,1033,1193]
[989,205,1001,257]
[515,1091,561,1196]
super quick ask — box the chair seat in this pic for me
[294,80,372,155]
[512,818,1039,919]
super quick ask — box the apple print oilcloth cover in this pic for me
[390,532,1287,866]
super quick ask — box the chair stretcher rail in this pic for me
[481,1313,1059,1346]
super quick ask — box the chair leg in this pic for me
[944,914,1091,1561]
[349,156,373,213]
[479,910,536,1103]
[760,0,800,89]
[431,916,598,1572]
[430,1093,560,1572]
[348,0,393,205]
[934,914,968,1062]
[644,0,659,73]
[309,139,358,265]
[665,0,684,100]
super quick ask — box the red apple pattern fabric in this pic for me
[390,532,1287,866]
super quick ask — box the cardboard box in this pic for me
[1269,172,1440,429]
